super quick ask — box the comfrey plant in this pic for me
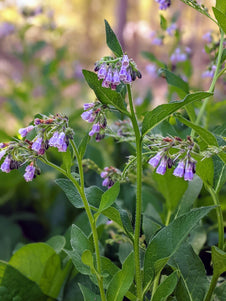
[0,7,225,301]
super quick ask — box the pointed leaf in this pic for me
[214,281,226,301]
[107,252,135,301]
[169,242,209,301]
[78,283,101,301]
[213,155,226,193]
[83,70,129,115]
[142,92,212,136]
[46,235,66,253]
[212,246,226,277]
[159,68,189,94]
[97,182,120,214]
[143,206,214,291]
[70,224,94,253]
[213,7,226,33]
[216,0,226,14]
[152,271,178,301]
[81,250,94,270]
[104,19,123,57]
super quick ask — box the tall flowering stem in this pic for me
[41,141,107,301]
[127,84,143,300]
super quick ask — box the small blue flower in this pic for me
[173,160,185,178]
[148,152,162,168]
[97,63,107,79]
[184,161,194,181]
[1,156,11,173]
[24,163,36,182]
[18,125,34,138]
[32,137,43,153]
[121,54,130,67]
[156,156,168,175]
[89,123,100,136]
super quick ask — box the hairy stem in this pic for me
[191,29,225,137]
[127,84,143,300]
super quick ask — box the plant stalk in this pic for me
[127,84,143,300]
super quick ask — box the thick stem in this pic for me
[192,29,225,136]
[206,185,224,250]
[127,84,143,300]
[204,274,219,301]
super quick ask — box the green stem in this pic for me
[206,185,224,250]
[151,271,161,301]
[70,140,106,301]
[127,84,143,300]
[204,274,219,301]
[192,29,225,137]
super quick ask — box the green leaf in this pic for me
[143,206,214,292]
[78,133,90,159]
[213,156,226,193]
[96,182,120,215]
[214,281,226,301]
[216,0,226,14]
[159,68,189,94]
[152,271,178,301]
[107,252,135,301]
[46,235,66,254]
[55,178,83,208]
[82,70,129,115]
[70,224,94,254]
[153,168,188,212]
[212,246,226,277]
[169,242,208,301]
[176,115,218,146]
[61,148,72,174]
[101,206,124,228]
[142,51,166,68]
[8,243,69,299]
[81,250,94,271]
[213,7,226,33]
[78,283,101,301]
[160,15,168,30]
[0,261,52,301]
[196,158,214,186]
[104,19,123,57]
[142,92,212,136]
[176,175,203,216]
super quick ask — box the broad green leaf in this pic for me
[142,92,212,136]
[153,168,188,212]
[55,178,83,208]
[196,158,214,186]
[214,281,226,301]
[81,250,94,271]
[70,224,94,254]
[0,261,52,301]
[107,252,134,301]
[216,0,226,14]
[169,242,208,301]
[176,115,218,146]
[104,19,123,57]
[8,243,69,299]
[213,7,226,33]
[143,206,213,292]
[78,283,101,301]
[213,156,226,193]
[61,147,72,174]
[152,271,178,301]
[78,133,90,159]
[101,206,124,228]
[46,235,66,254]
[176,175,203,216]
[142,51,166,68]
[159,68,189,94]
[212,246,226,277]
[97,182,120,215]
[83,70,129,115]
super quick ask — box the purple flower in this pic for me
[81,110,96,123]
[0,149,6,160]
[102,177,110,187]
[202,32,212,43]
[102,80,110,88]
[83,103,95,110]
[0,22,15,38]
[202,65,216,78]
[32,137,43,152]
[173,160,185,178]
[148,152,162,168]
[156,156,168,175]
[121,55,130,67]
[166,23,177,36]
[155,0,171,10]
[100,171,108,178]
[96,133,105,142]
[49,131,59,147]
[104,68,113,85]
[24,163,36,182]
[56,132,67,152]
[152,37,163,45]
[1,156,11,173]
[89,123,100,136]
[97,64,108,79]
[170,48,187,64]
[184,161,194,181]
[119,66,128,81]
[146,64,157,78]
[112,69,120,85]
[18,125,34,138]
[124,71,132,84]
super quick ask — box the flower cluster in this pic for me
[170,48,188,64]
[202,65,216,78]
[148,136,197,181]
[94,54,142,90]
[155,0,171,10]
[0,114,74,182]
[81,101,107,141]
[100,166,121,189]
